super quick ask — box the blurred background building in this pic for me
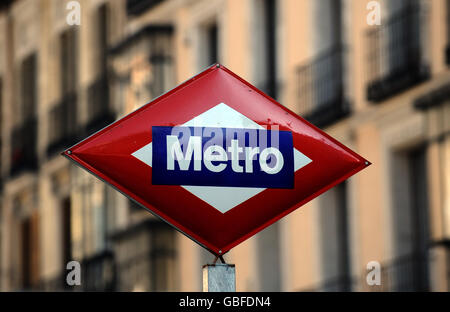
[0,0,449,291]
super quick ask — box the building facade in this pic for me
[0,0,449,291]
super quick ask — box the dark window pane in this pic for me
[61,28,78,95]
[366,2,429,102]
[388,146,430,291]
[47,30,78,155]
[11,54,38,175]
[62,197,72,267]
[47,93,78,156]
[318,182,351,291]
[406,147,430,291]
[148,29,174,97]
[21,217,31,289]
[264,0,276,99]
[207,23,218,65]
[126,0,164,16]
[20,53,37,120]
[98,3,109,71]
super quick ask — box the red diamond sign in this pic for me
[62,64,370,255]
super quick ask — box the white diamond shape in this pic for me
[132,103,312,213]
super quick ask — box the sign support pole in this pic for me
[202,256,236,292]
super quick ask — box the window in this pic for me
[47,29,78,155]
[206,23,218,66]
[20,54,37,121]
[61,28,77,95]
[405,147,430,291]
[200,21,219,68]
[366,0,429,102]
[318,181,351,291]
[296,0,348,127]
[21,217,31,289]
[390,146,430,291]
[147,27,175,98]
[110,25,174,114]
[97,4,109,72]
[82,249,116,291]
[85,4,115,134]
[11,54,38,176]
[61,197,72,269]
[20,211,39,289]
[253,0,277,99]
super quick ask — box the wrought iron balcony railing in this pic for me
[126,0,164,15]
[36,250,116,291]
[366,4,430,102]
[112,219,177,291]
[301,251,433,292]
[414,82,450,111]
[359,252,430,292]
[10,117,38,176]
[296,46,349,128]
[446,45,450,65]
[81,250,116,291]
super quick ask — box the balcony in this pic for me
[360,253,430,292]
[47,93,78,156]
[37,250,116,291]
[126,0,164,15]
[301,275,353,292]
[112,219,177,291]
[109,25,175,103]
[366,4,429,102]
[414,82,450,111]
[81,250,116,291]
[85,75,116,136]
[10,117,38,177]
[296,46,349,128]
[303,252,431,292]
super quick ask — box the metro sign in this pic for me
[62,64,369,255]
[151,124,297,189]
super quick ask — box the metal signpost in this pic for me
[203,255,236,292]
[63,64,370,292]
